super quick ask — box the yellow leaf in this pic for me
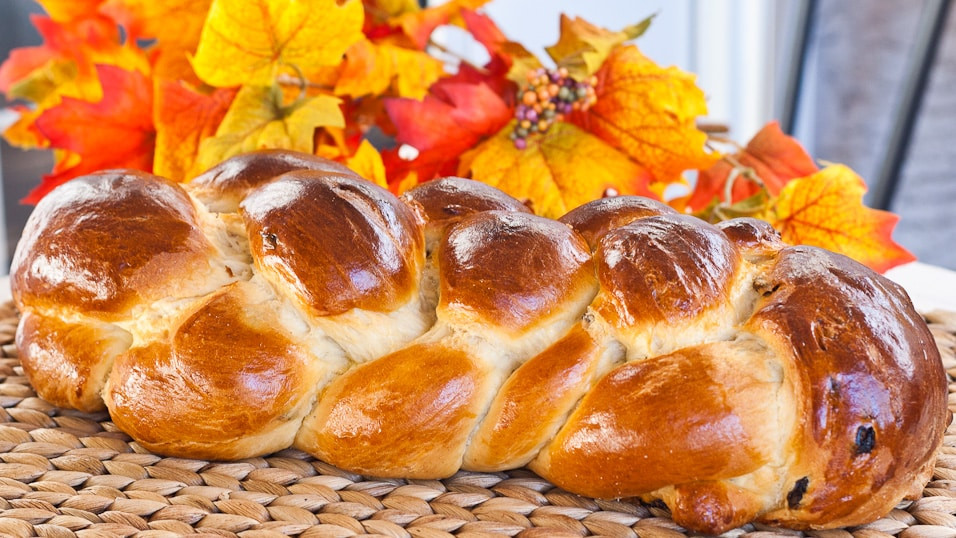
[197,84,344,172]
[769,164,915,273]
[365,0,420,20]
[336,39,444,99]
[583,45,717,183]
[460,122,652,218]
[503,41,544,85]
[192,0,364,88]
[2,107,48,149]
[347,139,388,189]
[546,14,652,80]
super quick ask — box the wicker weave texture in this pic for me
[1,302,955,538]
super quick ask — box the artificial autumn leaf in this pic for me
[36,0,106,22]
[394,0,490,49]
[154,81,236,181]
[0,14,147,106]
[2,106,48,149]
[29,64,154,203]
[687,120,818,211]
[384,80,511,183]
[546,14,653,80]
[769,164,914,273]
[453,9,541,85]
[192,0,364,88]
[347,139,389,189]
[460,121,654,218]
[197,84,344,172]
[579,44,717,183]
[364,0,421,24]
[336,39,444,99]
[101,0,213,82]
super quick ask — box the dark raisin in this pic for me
[855,425,876,454]
[787,477,809,509]
[260,231,279,250]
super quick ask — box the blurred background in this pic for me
[1,0,954,271]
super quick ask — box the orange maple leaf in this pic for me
[576,45,717,184]
[154,81,236,181]
[393,0,490,49]
[101,0,213,82]
[29,64,154,203]
[35,0,107,22]
[460,121,654,218]
[384,80,512,184]
[0,14,146,106]
[769,164,914,273]
[688,121,818,211]
[336,38,444,99]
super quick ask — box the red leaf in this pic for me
[29,64,154,203]
[687,121,818,211]
[154,81,236,181]
[384,81,512,183]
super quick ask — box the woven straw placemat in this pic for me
[0,302,954,538]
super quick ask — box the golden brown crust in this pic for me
[189,149,355,212]
[104,282,327,460]
[401,177,531,247]
[11,170,218,319]
[16,310,132,412]
[296,341,495,478]
[463,323,604,471]
[240,170,425,317]
[533,340,781,500]
[748,246,948,528]
[559,195,676,250]
[439,211,594,332]
[10,151,946,534]
[593,214,740,328]
[718,217,787,258]
[667,481,766,533]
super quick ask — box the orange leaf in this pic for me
[394,0,490,49]
[154,81,236,181]
[384,80,512,182]
[28,64,154,203]
[460,121,654,218]
[336,39,444,99]
[546,14,653,80]
[36,0,106,22]
[192,0,364,88]
[579,45,717,183]
[2,106,49,149]
[688,121,818,211]
[101,0,213,82]
[1,15,139,103]
[769,164,915,273]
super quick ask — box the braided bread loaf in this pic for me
[11,150,947,534]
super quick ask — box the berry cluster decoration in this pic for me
[510,67,598,149]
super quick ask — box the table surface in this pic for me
[0,260,954,313]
